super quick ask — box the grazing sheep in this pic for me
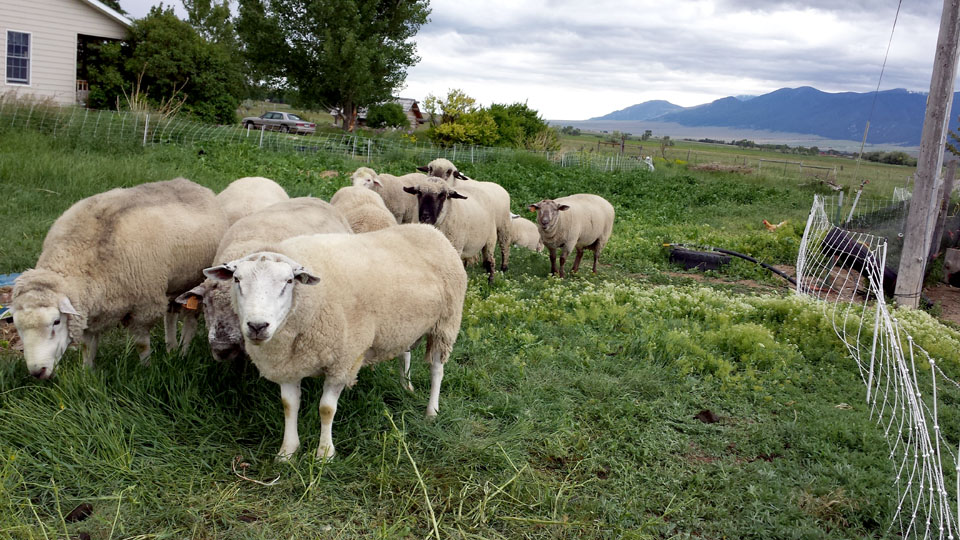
[351,167,427,224]
[330,186,398,233]
[528,194,615,278]
[216,176,289,225]
[176,197,352,362]
[403,178,498,283]
[203,224,467,460]
[511,214,544,253]
[418,158,512,271]
[11,178,228,378]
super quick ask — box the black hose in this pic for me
[666,243,798,286]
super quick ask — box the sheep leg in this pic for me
[593,245,603,273]
[558,252,568,278]
[549,247,558,275]
[133,328,152,365]
[164,311,178,352]
[277,381,301,461]
[426,348,445,418]
[482,245,496,284]
[571,248,585,274]
[316,379,345,460]
[178,310,198,354]
[499,230,511,273]
[81,332,99,369]
[400,350,414,392]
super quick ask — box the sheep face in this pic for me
[204,253,319,346]
[176,281,245,362]
[528,200,570,232]
[11,297,77,379]
[351,167,382,189]
[403,181,467,225]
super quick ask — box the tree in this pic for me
[183,0,237,46]
[238,0,430,131]
[366,102,409,129]
[642,129,652,141]
[100,0,126,13]
[423,89,477,126]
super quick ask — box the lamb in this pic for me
[528,194,615,278]
[203,224,467,460]
[330,185,398,233]
[216,176,289,225]
[511,213,544,253]
[418,158,512,271]
[175,197,352,362]
[351,167,427,224]
[403,178,499,283]
[11,178,228,378]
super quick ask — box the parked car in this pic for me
[241,111,316,134]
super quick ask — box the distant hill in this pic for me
[590,100,684,121]
[589,87,960,146]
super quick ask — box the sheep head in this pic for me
[417,158,467,183]
[204,253,319,346]
[351,167,382,189]
[11,269,82,379]
[403,179,467,226]
[175,280,245,362]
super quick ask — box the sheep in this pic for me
[175,197,352,363]
[510,213,544,253]
[528,194,615,278]
[417,158,512,271]
[216,176,289,225]
[202,224,467,460]
[351,167,427,224]
[643,156,655,171]
[330,185,398,233]
[403,178,498,283]
[11,178,228,378]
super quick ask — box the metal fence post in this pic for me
[259,125,265,148]
[142,114,149,146]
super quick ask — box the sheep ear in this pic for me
[454,171,468,180]
[175,285,206,307]
[59,297,80,316]
[416,165,429,172]
[528,204,540,212]
[558,205,570,211]
[204,264,236,282]
[294,268,320,285]
[450,191,467,200]
[402,186,419,195]
[371,177,383,187]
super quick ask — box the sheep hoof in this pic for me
[426,408,438,419]
[404,383,415,393]
[316,444,336,461]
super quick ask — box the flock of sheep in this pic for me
[9,158,614,460]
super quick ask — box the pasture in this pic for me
[1,130,959,539]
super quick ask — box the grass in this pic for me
[1,130,959,538]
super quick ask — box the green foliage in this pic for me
[426,92,560,150]
[238,0,430,131]
[560,125,581,136]
[365,102,410,129]
[860,151,917,166]
[85,6,243,124]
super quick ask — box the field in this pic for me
[2,129,960,539]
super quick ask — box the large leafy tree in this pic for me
[237,0,430,131]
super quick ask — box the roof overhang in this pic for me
[79,0,133,29]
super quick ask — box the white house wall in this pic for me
[0,0,128,105]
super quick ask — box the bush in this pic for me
[366,103,410,129]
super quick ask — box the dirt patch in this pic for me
[655,264,797,294]
[924,283,960,327]
[690,162,754,175]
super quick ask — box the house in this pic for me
[0,0,131,105]
[341,97,426,128]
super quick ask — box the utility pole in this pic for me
[894,0,960,308]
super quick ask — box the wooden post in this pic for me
[895,0,960,308]
[930,160,958,260]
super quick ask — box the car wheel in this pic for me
[281,125,290,133]
[244,121,254,129]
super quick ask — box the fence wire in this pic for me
[797,194,960,539]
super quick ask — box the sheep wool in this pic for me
[330,185,398,233]
[510,214,544,253]
[216,176,289,225]
[351,167,426,224]
[529,193,615,278]
[12,177,228,378]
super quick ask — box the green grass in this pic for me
[1,130,959,538]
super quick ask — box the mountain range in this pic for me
[589,87,960,146]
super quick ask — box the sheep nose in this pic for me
[247,321,269,335]
[30,367,49,379]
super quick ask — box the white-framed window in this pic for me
[6,30,31,85]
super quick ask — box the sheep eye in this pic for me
[233,276,240,283]
[53,319,61,326]
[286,278,294,284]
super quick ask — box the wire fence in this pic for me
[797,194,960,539]
[0,98,655,173]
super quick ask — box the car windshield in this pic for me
[288,114,304,121]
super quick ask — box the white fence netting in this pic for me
[0,98,651,173]
[797,194,960,539]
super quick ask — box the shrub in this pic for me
[366,103,410,129]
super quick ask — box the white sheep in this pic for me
[643,156,655,172]
[403,178,498,283]
[175,197,352,362]
[216,176,289,225]
[510,213,544,253]
[203,224,467,460]
[11,178,228,378]
[330,185,398,233]
[351,167,426,224]
[528,194,615,278]
[418,158,513,271]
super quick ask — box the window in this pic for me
[6,31,30,85]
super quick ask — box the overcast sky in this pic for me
[118,0,949,120]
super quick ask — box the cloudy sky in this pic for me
[118,0,948,120]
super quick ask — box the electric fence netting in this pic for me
[797,194,960,539]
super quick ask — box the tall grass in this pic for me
[1,130,958,538]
